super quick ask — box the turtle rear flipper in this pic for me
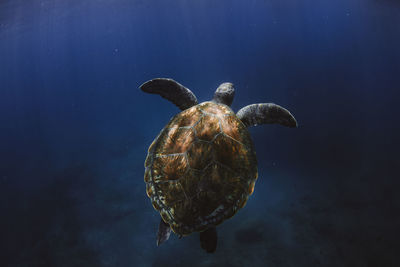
[200,227,217,253]
[157,219,171,246]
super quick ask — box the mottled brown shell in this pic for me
[144,102,258,235]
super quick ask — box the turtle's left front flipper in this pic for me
[237,103,298,128]
[140,78,198,111]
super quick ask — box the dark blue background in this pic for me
[0,0,399,266]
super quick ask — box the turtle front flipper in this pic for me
[157,218,172,246]
[140,78,198,111]
[199,227,217,253]
[237,103,298,128]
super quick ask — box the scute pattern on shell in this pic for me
[145,102,258,235]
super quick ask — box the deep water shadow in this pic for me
[374,0,400,7]
[0,163,102,267]
[235,224,264,244]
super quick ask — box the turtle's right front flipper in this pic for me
[237,103,298,128]
[140,78,198,111]
[157,218,171,246]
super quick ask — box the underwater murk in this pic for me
[0,0,399,266]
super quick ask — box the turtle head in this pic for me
[212,82,235,107]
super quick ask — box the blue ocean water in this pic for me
[0,0,399,266]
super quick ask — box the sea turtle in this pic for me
[141,78,297,253]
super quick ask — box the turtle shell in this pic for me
[144,102,258,235]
